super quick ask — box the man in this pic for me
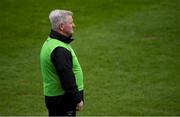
[40,9,84,116]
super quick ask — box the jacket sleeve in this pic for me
[51,47,81,105]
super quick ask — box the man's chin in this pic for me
[66,31,74,37]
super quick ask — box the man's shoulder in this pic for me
[47,37,71,50]
[51,47,72,61]
[53,47,71,54]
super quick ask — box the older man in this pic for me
[40,9,84,116]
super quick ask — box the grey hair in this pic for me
[49,9,73,31]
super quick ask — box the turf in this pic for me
[0,0,179,115]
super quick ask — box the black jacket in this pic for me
[45,30,83,107]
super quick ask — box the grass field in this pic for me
[0,0,180,116]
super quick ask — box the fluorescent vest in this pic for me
[40,37,83,96]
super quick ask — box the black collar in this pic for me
[49,30,74,44]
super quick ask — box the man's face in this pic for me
[61,15,75,37]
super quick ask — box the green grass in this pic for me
[0,0,180,116]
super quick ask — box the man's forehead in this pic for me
[66,15,73,18]
[66,15,73,21]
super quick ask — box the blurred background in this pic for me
[0,0,179,115]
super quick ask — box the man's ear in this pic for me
[59,23,64,31]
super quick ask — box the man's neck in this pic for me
[58,30,72,38]
[49,30,74,44]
